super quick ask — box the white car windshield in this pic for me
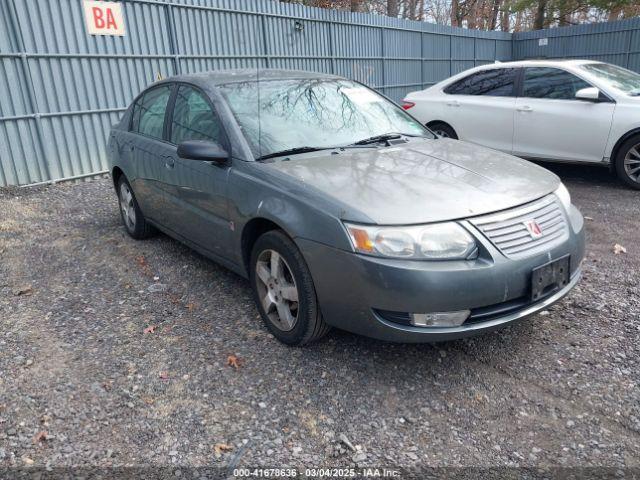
[218,78,431,159]
[581,63,640,96]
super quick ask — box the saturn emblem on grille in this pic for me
[524,220,543,239]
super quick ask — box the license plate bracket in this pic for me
[531,255,570,302]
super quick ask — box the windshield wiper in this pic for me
[257,146,334,161]
[350,132,425,146]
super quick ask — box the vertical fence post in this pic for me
[473,36,477,67]
[449,35,453,76]
[624,29,632,69]
[165,3,180,75]
[260,14,270,69]
[6,0,52,184]
[328,19,336,74]
[380,27,386,94]
[420,27,424,89]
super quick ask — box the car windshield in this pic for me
[581,63,640,96]
[218,78,431,158]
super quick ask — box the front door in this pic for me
[163,84,233,259]
[513,67,615,163]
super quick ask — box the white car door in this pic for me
[439,67,519,153]
[513,67,616,163]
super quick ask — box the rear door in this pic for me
[513,67,615,163]
[162,84,233,259]
[441,67,519,153]
[128,84,174,221]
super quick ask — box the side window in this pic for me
[522,67,591,100]
[444,68,517,97]
[134,85,172,140]
[170,85,224,145]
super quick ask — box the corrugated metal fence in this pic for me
[0,0,637,187]
[0,0,512,186]
[512,16,640,70]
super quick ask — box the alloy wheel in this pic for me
[119,182,136,231]
[434,129,450,138]
[255,249,299,331]
[624,143,640,183]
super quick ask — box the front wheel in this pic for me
[250,230,330,346]
[614,134,640,190]
[427,121,458,140]
[116,176,156,239]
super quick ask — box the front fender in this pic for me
[228,163,354,255]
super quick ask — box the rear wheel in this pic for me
[427,121,458,140]
[116,176,156,239]
[614,134,640,190]
[250,230,330,346]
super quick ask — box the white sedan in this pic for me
[403,60,640,189]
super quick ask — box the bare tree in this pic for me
[279,0,640,32]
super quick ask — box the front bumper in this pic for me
[298,204,586,342]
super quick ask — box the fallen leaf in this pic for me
[143,325,157,334]
[136,256,148,267]
[21,456,34,465]
[213,443,233,457]
[33,431,48,444]
[186,302,196,312]
[159,371,169,380]
[14,285,33,296]
[613,244,627,255]
[227,355,242,369]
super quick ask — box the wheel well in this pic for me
[241,218,284,274]
[427,120,453,129]
[611,128,640,164]
[112,166,124,188]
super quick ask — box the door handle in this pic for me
[129,145,135,151]
[164,157,175,169]
[447,100,460,107]
[517,105,533,112]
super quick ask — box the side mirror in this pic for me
[575,87,601,102]
[177,140,228,164]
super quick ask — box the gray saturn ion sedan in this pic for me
[108,69,585,346]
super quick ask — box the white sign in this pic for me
[538,38,549,46]
[84,1,126,36]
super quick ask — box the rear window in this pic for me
[444,68,518,97]
[131,85,172,140]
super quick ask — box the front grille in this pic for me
[470,195,569,259]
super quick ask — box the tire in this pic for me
[614,134,640,190]
[116,176,156,239]
[250,230,330,346]
[427,121,458,140]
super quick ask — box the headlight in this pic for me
[555,183,571,211]
[344,222,478,260]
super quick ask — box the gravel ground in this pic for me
[1,164,639,476]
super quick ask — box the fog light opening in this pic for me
[410,310,470,327]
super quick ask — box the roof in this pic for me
[160,69,341,88]
[476,59,601,69]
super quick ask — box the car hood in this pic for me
[263,138,560,225]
